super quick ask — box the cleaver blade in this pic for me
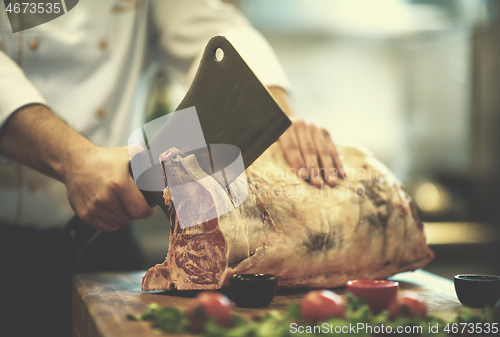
[135,35,291,196]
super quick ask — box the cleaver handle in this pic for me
[59,162,162,270]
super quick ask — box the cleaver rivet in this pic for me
[215,48,224,62]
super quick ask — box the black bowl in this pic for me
[229,274,278,308]
[454,274,500,308]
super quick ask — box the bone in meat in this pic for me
[142,144,434,291]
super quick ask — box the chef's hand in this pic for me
[278,118,345,187]
[268,87,345,188]
[0,104,153,232]
[64,145,154,232]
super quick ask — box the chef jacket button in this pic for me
[98,38,108,50]
[29,39,39,50]
[96,108,107,120]
[28,181,38,192]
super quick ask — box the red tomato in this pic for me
[300,290,345,322]
[187,291,232,333]
[388,291,427,320]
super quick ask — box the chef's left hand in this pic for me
[268,87,345,188]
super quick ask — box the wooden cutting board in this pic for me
[71,270,461,337]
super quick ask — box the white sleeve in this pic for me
[0,50,47,129]
[151,0,291,91]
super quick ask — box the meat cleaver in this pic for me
[60,36,292,268]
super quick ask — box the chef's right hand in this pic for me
[63,145,154,231]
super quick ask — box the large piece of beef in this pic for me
[142,143,434,291]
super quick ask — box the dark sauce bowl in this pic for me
[229,274,278,308]
[454,274,500,308]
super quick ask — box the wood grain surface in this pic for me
[72,269,461,337]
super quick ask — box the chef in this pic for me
[0,0,343,336]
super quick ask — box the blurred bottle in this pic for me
[145,70,173,124]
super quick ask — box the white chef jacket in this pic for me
[0,0,290,229]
